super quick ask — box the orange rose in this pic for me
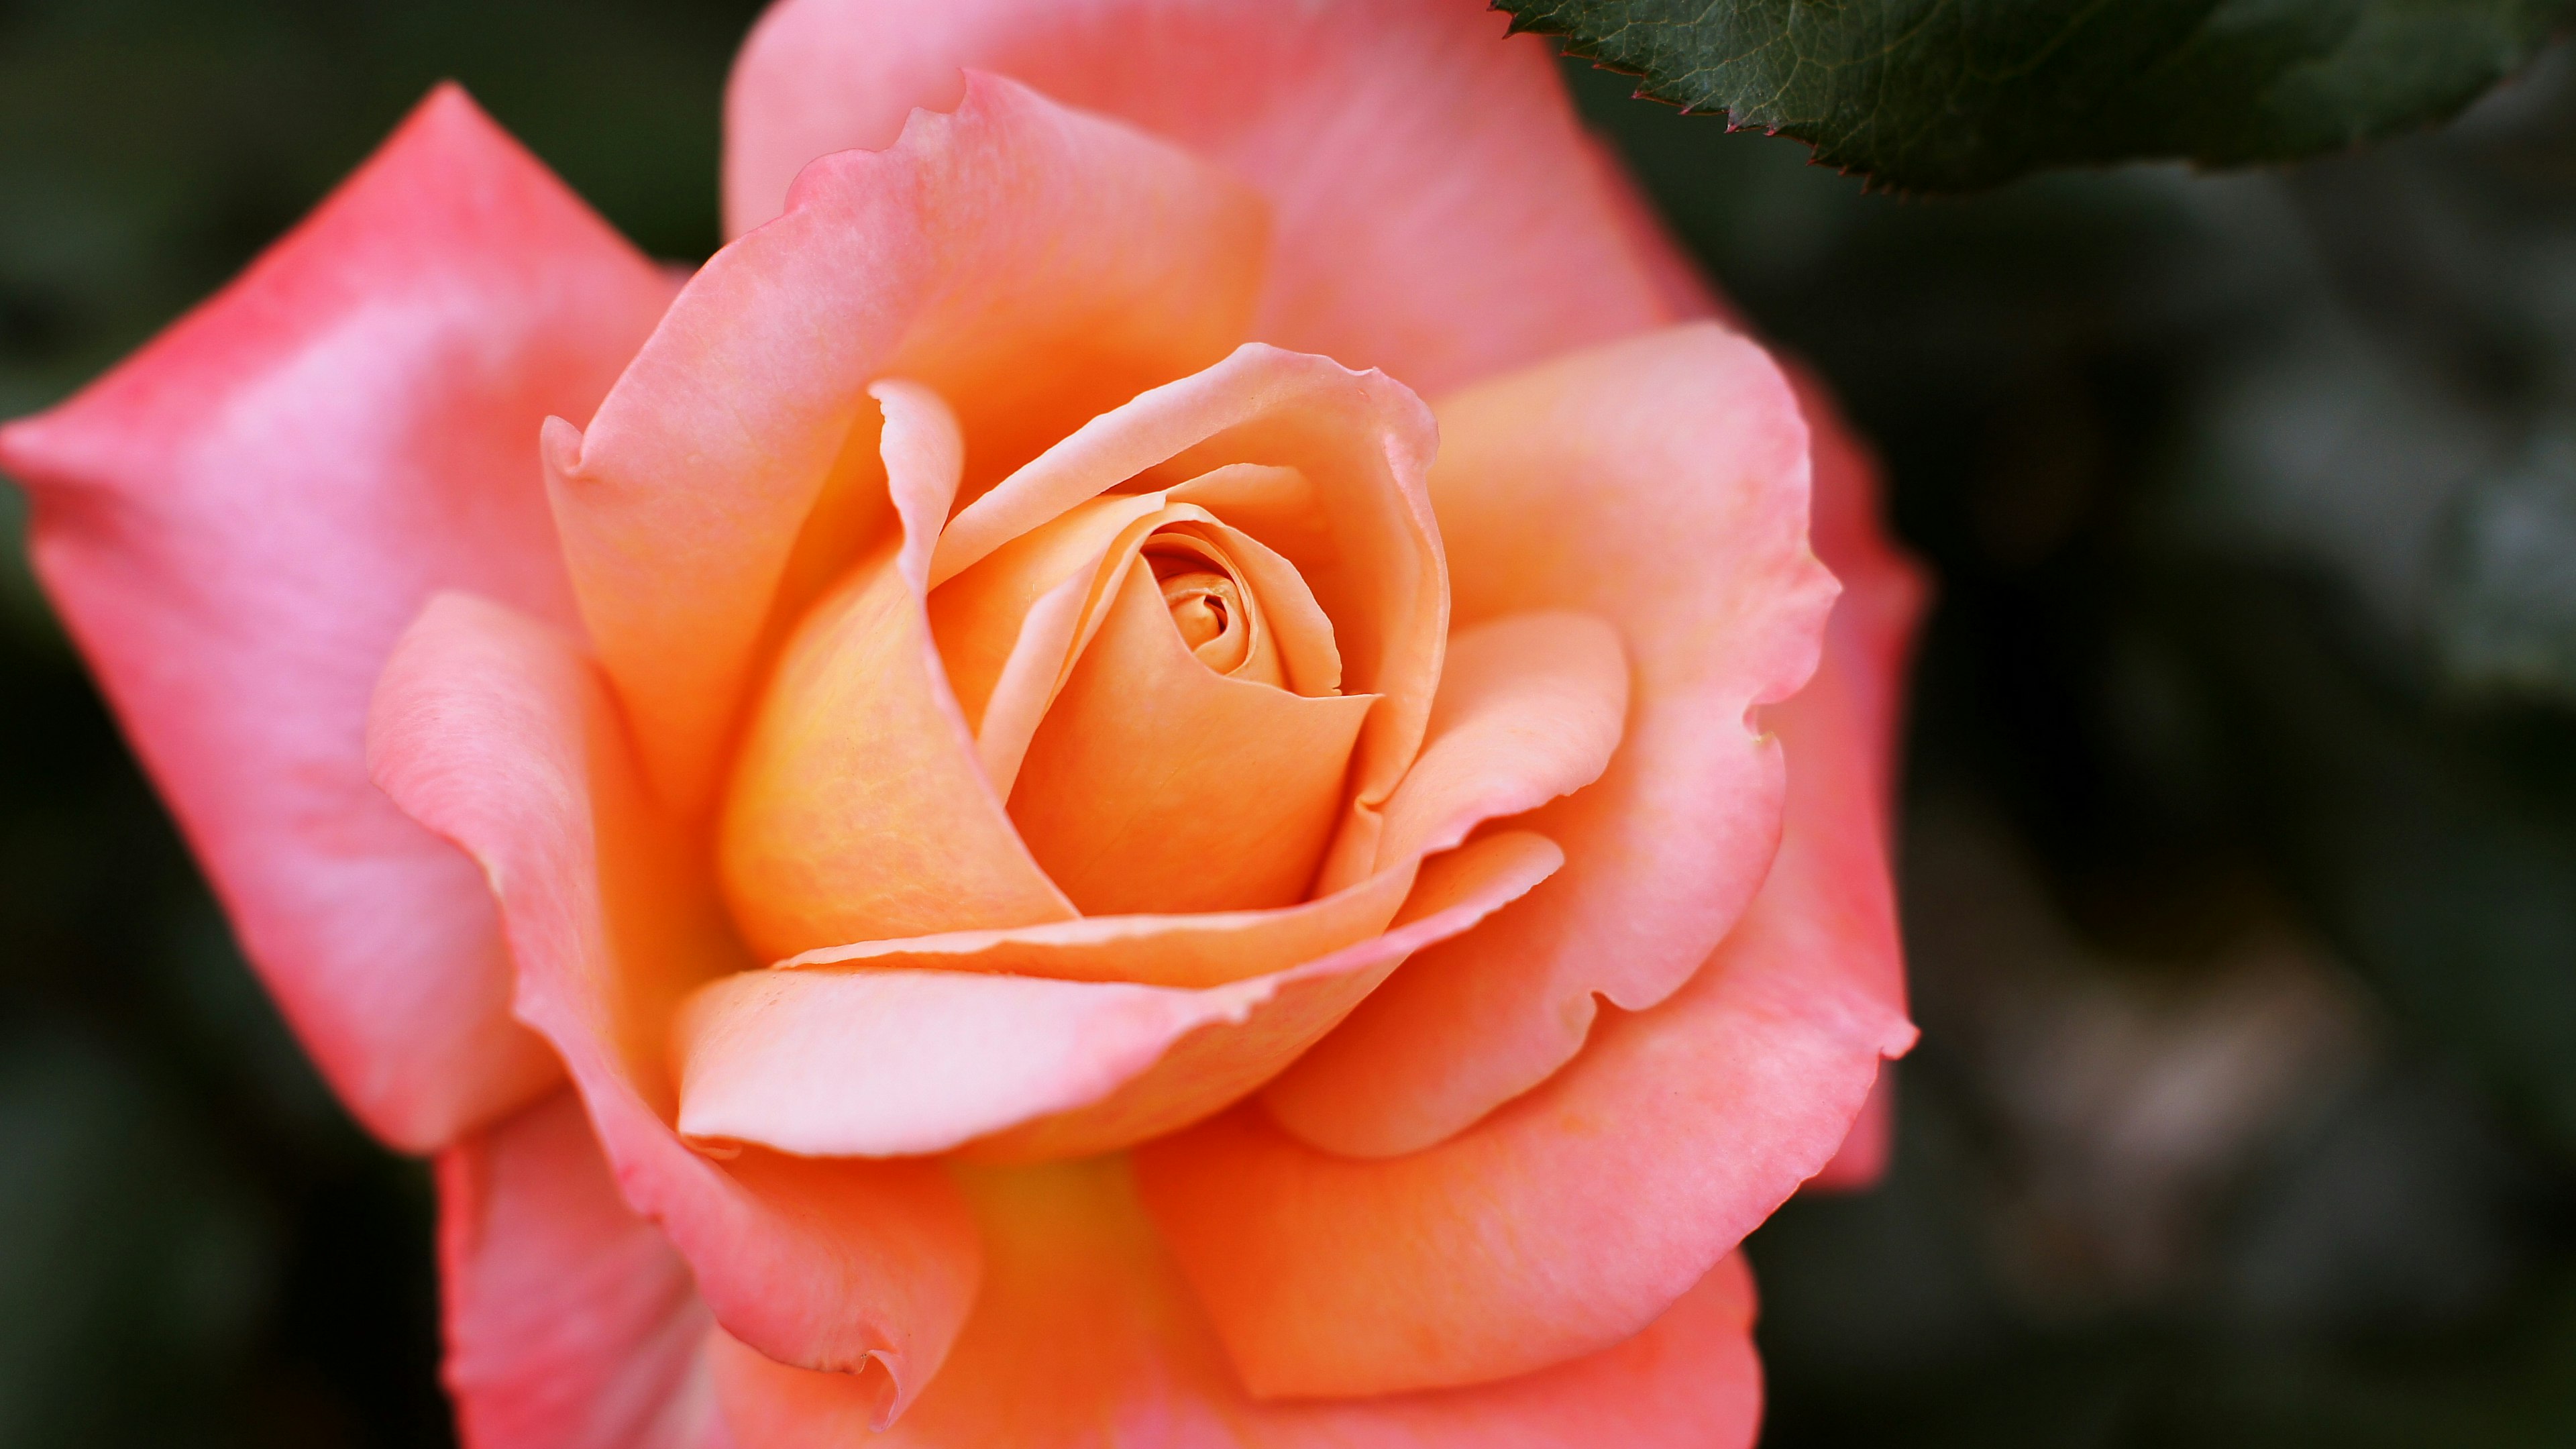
[0,2,1923,1444]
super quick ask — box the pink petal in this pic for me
[436,1088,718,1449]
[0,86,676,1152]
[724,0,1682,394]
[1807,1065,1897,1193]
[1778,364,1929,1193]
[706,1157,1762,1448]
[548,72,1267,815]
[368,592,981,1427]
[1131,761,1917,1397]
[1261,323,1839,1159]
[671,833,1562,1165]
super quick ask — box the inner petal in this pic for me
[1007,561,1375,916]
[1144,529,1277,684]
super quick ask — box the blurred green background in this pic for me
[3,1,2573,1444]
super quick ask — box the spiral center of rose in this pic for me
[1146,535,1260,677]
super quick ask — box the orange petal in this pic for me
[368,594,981,1424]
[775,854,1417,991]
[1373,610,1629,867]
[1260,610,1633,1155]
[1261,323,1840,1159]
[549,72,1266,816]
[706,1157,1762,1449]
[926,346,1446,879]
[927,492,1167,734]
[1008,557,1373,916]
[669,833,1560,1164]
[718,382,1075,964]
[940,494,1344,799]
[1133,795,1914,1399]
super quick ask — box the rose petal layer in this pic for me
[552,71,1267,816]
[1781,364,1928,1193]
[1133,750,1917,1398]
[437,1088,718,1449]
[673,600,1625,1165]
[1263,322,1839,1158]
[928,343,1448,887]
[718,381,1075,963]
[1008,557,1374,916]
[0,85,674,1151]
[674,832,1561,1165]
[706,1157,1762,1449]
[725,0,1683,396]
[370,592,981,1426]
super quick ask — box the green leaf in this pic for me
[1499,0,2573,191]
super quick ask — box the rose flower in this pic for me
[0,1,1923,1444]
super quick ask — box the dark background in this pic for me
[4,1,2574,1444]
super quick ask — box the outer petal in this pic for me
[369,594,981,1428]
[672,833,1562,1165]
[437,1088,718,1449]
[724,0,1680,394]
[1780,364,1928,1193]
[1263,323,1839,1158]
[0,86,674,1152]
[1132,765,1917,1398]
[550,72,1267,814]
[707,1157,1762,1449]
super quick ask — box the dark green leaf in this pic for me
[1501,0,2573,191]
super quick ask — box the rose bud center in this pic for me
[1000,512,1371,918]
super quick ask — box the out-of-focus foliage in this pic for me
[4,1,2575,1445]
[1507,0,2573,191]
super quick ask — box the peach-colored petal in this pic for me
[671,833,1560,1165]
[718,382,1074,964]
[707,1157,1762,1448]
[1261,323,1839,1158]
[926,343,1448,892]
[551,72,1267,815]
[1161,474,1346,698]
[1010,559,1374,916]
[1262,611,1629,1154]
[435,1088,718,1449]
[1371,610,1630,868]
[953,496,1348,803]
[773,855,1413,991]
[928,492,1167,734]
[0,86,674,1152]
[1133,767,1916,1398]
[368,593,981,1426]
[724,0,1680,396]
